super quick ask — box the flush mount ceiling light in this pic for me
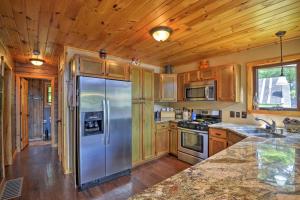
[150,26,173,42]
[30,49,45,66]
[275,31,289,86]
[30,58,45,66]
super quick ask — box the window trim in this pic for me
[247,54,300,117]
[44,83,52,107]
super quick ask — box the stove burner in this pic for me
[177,119,221,131]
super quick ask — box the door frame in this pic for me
[16,74,56,152]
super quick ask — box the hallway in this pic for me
[5,145,190,200]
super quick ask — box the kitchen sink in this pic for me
[234,128,286,138]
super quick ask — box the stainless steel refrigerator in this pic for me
[76,76,132,189]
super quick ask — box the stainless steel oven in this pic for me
[184,80,216,101]
[178,128,208,164]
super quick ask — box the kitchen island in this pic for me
[130,123,300,200]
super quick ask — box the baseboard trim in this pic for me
[51,144,58,148]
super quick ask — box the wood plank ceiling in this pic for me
[0,0,300,66]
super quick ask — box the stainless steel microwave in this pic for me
[184,80,216,101]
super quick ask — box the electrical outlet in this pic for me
[242,111,247,118]
[230,111,235,118]
[236,112,240,118]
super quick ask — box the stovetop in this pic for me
[177,119,221,131]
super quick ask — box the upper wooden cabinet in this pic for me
[75,55,130,81]
[217,64,241,102]
[177,73,188,101]
[186,70,200,82]
[78,56,106,77]
[142,69,154,101]
[154,74,177,102]
[199,67,217,80]
[105,60,130,80]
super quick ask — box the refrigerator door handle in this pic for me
[106,100,110,145]
[102,99,107,145]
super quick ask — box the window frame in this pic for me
[253,61,300,111]
[247,54,300,117]
[44,83,52,107]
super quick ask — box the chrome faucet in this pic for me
[255,117,276,133]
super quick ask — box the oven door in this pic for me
[178,128,208,159]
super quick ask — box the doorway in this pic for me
[16,74,55,152]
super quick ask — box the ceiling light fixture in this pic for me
[30,49,45,66]
[275,31,288,86]
[30,58,45,66]
[150,26,172,42]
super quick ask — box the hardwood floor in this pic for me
[5,145,190,200]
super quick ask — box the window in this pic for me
[253,61,299,110]
[44,83,52,106]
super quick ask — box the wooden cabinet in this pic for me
[177,73,188,101]
[227,131,246,147]
[154,74,177,102]
[209,128,228,156]
[106,60,129,80]
[209,128,246,157]
[209,137,227,156]
[217,64,241,102]
[169,122,178,156]
[75,55,130,81]
[78,56,106,77]
[199,67,217,80]
[143,101,155,160]
[131,67,155,166]
[155,122,169,156]
[187,70,200,82]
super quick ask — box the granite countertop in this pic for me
[130,123,300,200]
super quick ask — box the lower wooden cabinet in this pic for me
[209,137,227,156]
[209,128,246,157]
[169,129,178,156]
[155,123,169,156]
[227,131,246,147]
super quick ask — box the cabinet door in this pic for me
[106,60,129,80]
[131,67,142,100]
[160,74,177,102]
[79,56,105,77]
[177,73,185,101]
[142,69,154,101]
[169,129,178,156]
[227,131,245,147]
[155,128,169,156]
[132,102,143,165]
[209,137,227,157]
[143,101,155,160]
[217,65,237,101]
[187,71,200,82]
[200,68,217,80]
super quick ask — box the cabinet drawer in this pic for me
[209,128,227,139]
[156,122,169,129]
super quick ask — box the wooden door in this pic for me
[200,68,217,80]
[131,67,142,100]
[28,79,43,140]
[79,56,105,77]
[132,102,143,165]
[142,69,154,101]
[142,100,155,160]
[155,127,169,156]
[106,60,129,80]
[209,137,227,157]
[160,74,177,102]
[217,65,235,101]
[169,129,178,156]
[20,78,29,150]
[177,73,187,101]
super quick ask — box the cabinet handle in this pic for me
[215,133,221,136]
